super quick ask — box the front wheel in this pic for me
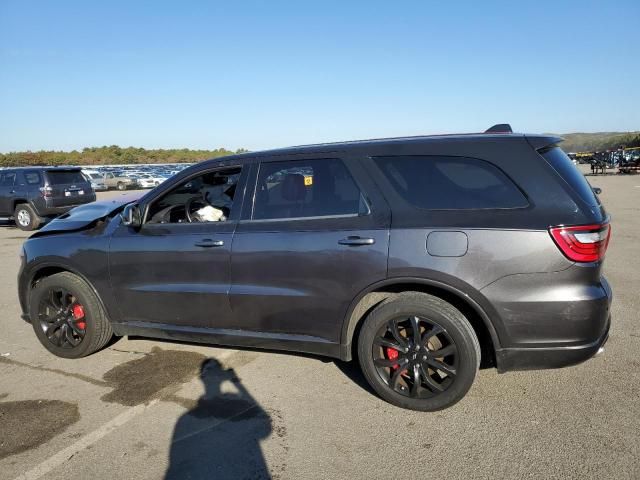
[116,182,126,191]
[29,272,113,358]
[358,293,480,411]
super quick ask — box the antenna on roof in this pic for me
[485,124,513,134]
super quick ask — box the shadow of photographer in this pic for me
[165,358,272,479]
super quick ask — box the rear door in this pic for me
[44,169,94,207]
[227,156,390,345]
[0,170,17,215]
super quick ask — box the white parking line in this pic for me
[13,401,158,480]
[12,348,236,480]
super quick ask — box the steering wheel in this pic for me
[185,196,211,223]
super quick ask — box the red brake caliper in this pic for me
[71,304,86,330]
[385,347,399,370]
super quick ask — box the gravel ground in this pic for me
[0,174,638,480]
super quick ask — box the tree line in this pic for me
[3,131,640,167]
[0,145,249,167]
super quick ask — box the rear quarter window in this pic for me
[374,156,528,210]
[540,147,599,207]
[23,171,42,185]
[45,170,87,185]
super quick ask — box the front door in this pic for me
[108,163,249,328]
[228,156,391,345]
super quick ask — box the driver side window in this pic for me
[146,166,242,224]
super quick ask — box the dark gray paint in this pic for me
[427,231,468,257]
[17,133,612,372]
[229,228,389,343]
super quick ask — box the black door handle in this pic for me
[194,239,224,248]
[338,236,375,246]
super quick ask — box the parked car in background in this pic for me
[134,174,164,189]
[17,125,612,411]
[81,170,108,191]
[103,172,138,190]
[0,167,95,230]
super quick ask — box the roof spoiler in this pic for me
[525,134,564,150]
[485,124,513,134]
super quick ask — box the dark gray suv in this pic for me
[17,126,612,411]
[0,167,95,230]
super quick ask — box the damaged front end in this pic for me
[32,192,144,237]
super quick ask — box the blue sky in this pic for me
[1,0,638,152]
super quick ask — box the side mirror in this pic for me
[593,187,602,195]
[121,204,142,228]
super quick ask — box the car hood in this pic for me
[34,192,144,235]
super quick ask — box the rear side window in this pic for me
[46,170,86,185]
[540,147,599,207]
[374,156,528,210]
[253,158,365,220]
[24,171,42,185]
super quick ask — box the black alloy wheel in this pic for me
[37,286,87,349]
[373,315,458,398]
[358,293,480,411]
[29,272,113,358]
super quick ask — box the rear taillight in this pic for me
[549,223,611,263]
[39,186,53,198]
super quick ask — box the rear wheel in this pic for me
[14,203,41,231]
[358,292,480,411]
[117,182,126,191]
[29,272,113,358]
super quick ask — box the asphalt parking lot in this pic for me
[0,173,639,480]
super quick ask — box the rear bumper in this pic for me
[484,272,613,372]
[40,206,73,216]
[496,316,610,372]
[40,197,97,217]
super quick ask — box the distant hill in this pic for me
[552,132,640,153]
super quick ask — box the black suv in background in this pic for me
[0,167,95,230]
[17,126,612,411]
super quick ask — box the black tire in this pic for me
[358,292,480,411]
[14,203,41,231]
[29,272,113,359]
[117,182,126,191]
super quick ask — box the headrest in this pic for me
[282,173,307,202]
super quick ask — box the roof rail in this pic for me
[485,124,513,134]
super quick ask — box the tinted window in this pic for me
[46,170,86,185]
[374,156,528,210]
[0,172,16,187]
[541,147,599,207]
[24,171,42,185]
[253,159,364,220]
